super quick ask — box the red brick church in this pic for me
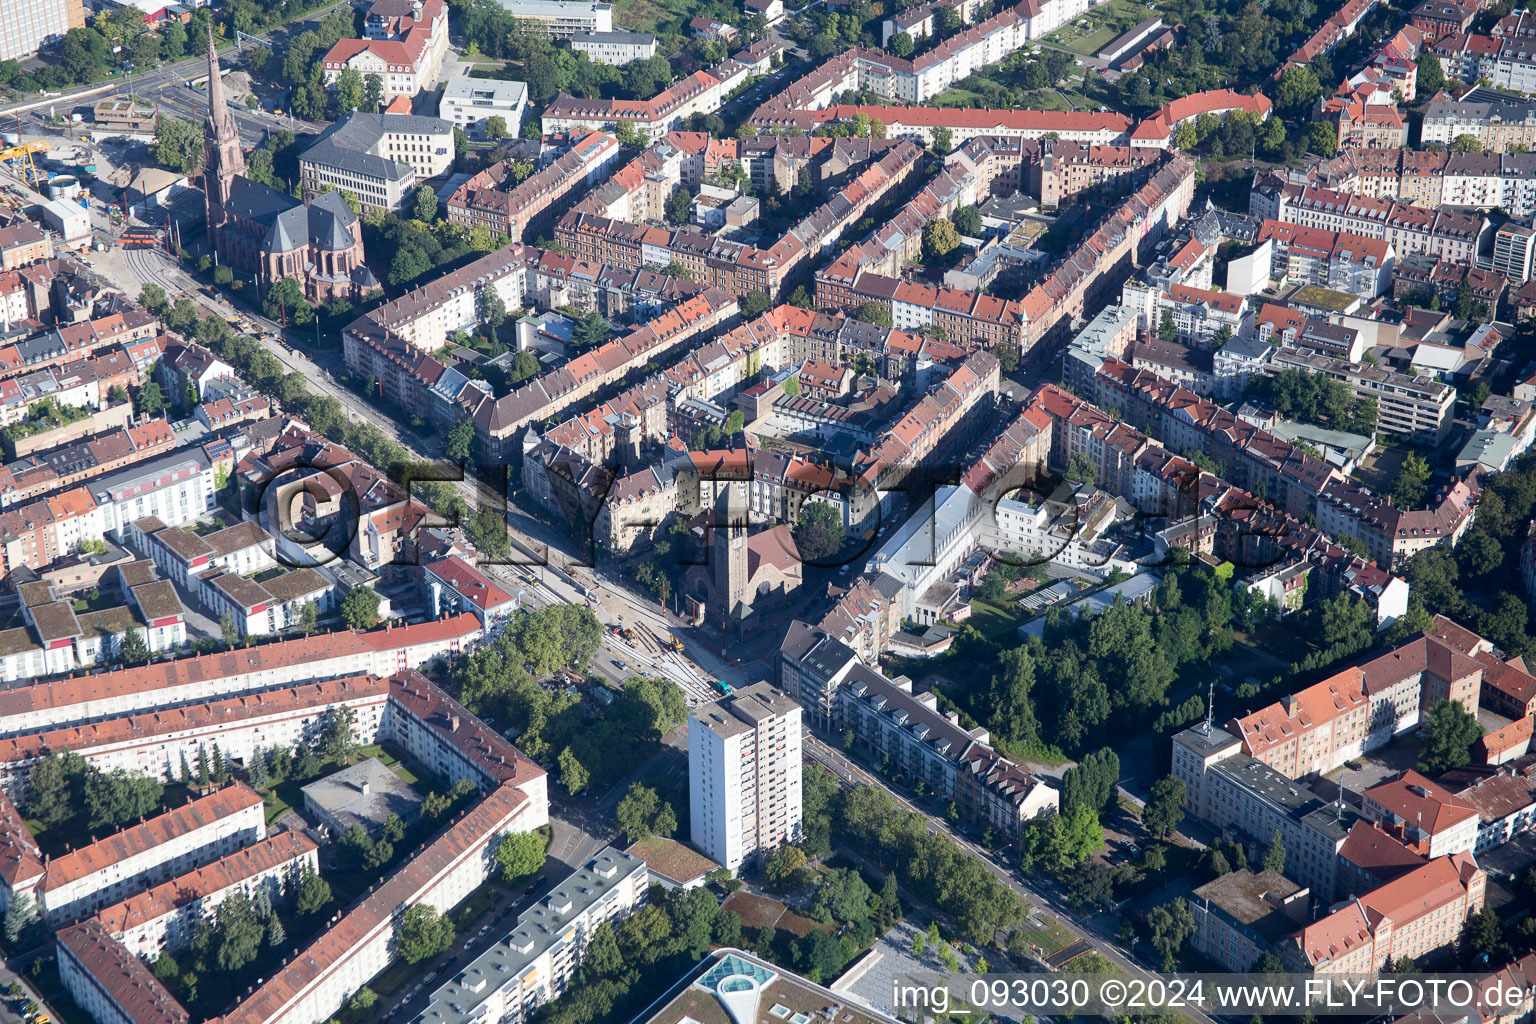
[202,32,377,304]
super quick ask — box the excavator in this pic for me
[0,141,49,189]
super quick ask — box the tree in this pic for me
[1263,829,1286,874]
[322,706,357,765]
[1419,699,1483,775]
[793,501,845,561]
[485,115,509,140]
[496,831,546,882]
[809,868,873,924]
[1308,121,1338,156]
[2,890,35,944]
[741,290,773,317]
[1392,453,1432,508]
[153,116,203,174]
[856,301,891,327]
[334,67,365,113]
[667,188,694,225]
[931,126,952,154]
[1064,452,1097,485]
[1060,748,1120,818]
[788,285,814,309]
[263,277,309,326]
[134,380,166,417]
[1417,52,1445,94]
[1459,905,1510,968]
[118,627,150,666]
[765,845,808,885]
[298,600,319,637]
[922,218,961,260]
[1146,900,1196,971]
[397,904,455,963]
[1275,64,1321,118]
[340,585,381,630]
[363,73,384,113]
[1143,776,1186,838]
[1451,133,1482,154]
[140,283,168,314]
[453,125,469,158]
[952,205,982,236]
[573,310,610,350]
[446,417,476,466]
[614,120,640,147]
[616,783,678,843]
[1066,860,1114,909]
[414,183,439,223]
[559,746,589,793]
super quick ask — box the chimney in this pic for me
[360,780,371,796]
[450,714,460,732]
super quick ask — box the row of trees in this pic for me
[804,765,1027,943]
[280,9,364,121]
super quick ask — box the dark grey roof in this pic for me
[265,206,308,252]
[309,191,360,250]
[224,176,300,226]
[352,263,380,289]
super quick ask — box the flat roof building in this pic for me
[302,757,423,837]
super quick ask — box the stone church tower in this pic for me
[203,27,246,257]
[710,483,750,629]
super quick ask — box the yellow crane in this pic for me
[0,141,49,189]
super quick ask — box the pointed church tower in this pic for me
[203,26,246,255]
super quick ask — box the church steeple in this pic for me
[203,26,246,258]
[206,25,231,140]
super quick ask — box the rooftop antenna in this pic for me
[1200,678,1215,735]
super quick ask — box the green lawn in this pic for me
[1016,916,1077,956]
[968,597,1029,642]
[1043,0,1162,56]
[451,882,503,930]
[612,0,693,35]
[367,959,421,998]
[931,86,994,107]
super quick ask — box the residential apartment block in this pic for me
[1,0,83,62]
[40,785,266,924]
[485,0,613,37]
[410,847,648,1024]
[780,625,1058,839]
[690,683,803,873]
[447,131,621,240]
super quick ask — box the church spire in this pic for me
[206,25,230,140]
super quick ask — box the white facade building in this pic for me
[2,0,82,62]
[487,0,613,37]
[689,683,803,873]
[439,78,530,138]
[569,30,658,65]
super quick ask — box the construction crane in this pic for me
[0,141,49,189]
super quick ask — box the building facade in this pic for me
[689,683,803,873]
